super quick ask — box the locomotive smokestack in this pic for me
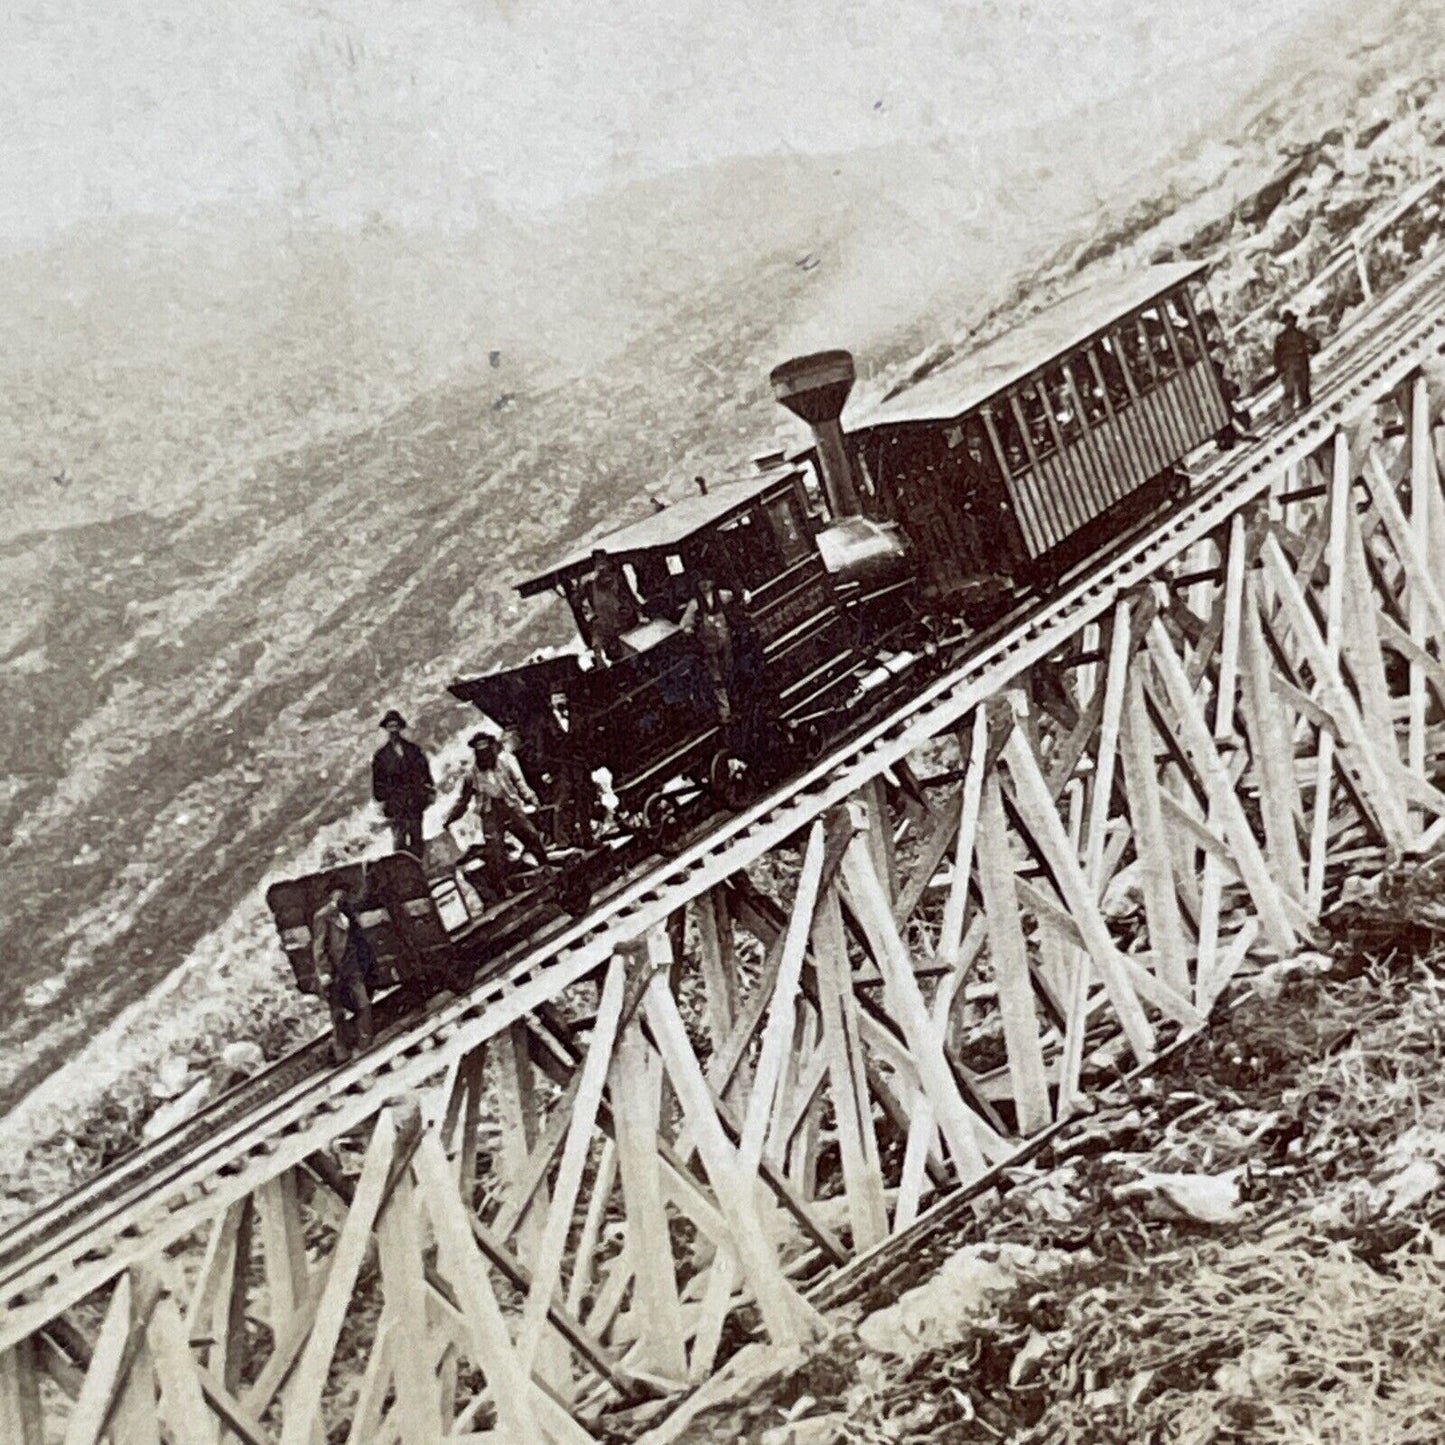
[769,350,861,518]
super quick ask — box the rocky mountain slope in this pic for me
[0,2,1334,1114]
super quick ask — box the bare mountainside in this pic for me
[0,246,817,1107]
[0,0,1361,1110]
[0,61,1276,1110]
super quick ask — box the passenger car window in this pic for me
[1067,354,1108,425]
[988,402,1028,474]
[1018,384,1056,460]
[1116,322,1154,394]
[1042,366,1082,444]
[1166,298,1201,364]
[1095,339,1131,409]
[1141,307,1178,377]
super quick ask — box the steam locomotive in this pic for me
[268,261,1239,1006]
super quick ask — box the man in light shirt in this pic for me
[444,731,552,878]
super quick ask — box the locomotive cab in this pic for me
[508,471,866,824]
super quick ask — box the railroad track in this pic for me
[3,247,1445,1352]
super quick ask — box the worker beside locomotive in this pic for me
[269,262,1246,1044]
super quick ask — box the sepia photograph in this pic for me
[3,0,1445,1439]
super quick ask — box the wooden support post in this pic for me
[412,1132,550,1445]
[893,795,963,933]
[378,1163,441,1443]
[343,1322,393,1445]
[811,871,889,1251]
[490,1073,583,1242]
[280,1112,400,1445]
[786,1005,824,1198]
[565,1138,617,1319]
[1262,531,1414,851]
[493,1020,570,1388]
[1343,487,1401,756]
[0,1342,43,1445]
[62,1276,138,1445]
[1147,617,1300,952]
[842,833,995,1180]
[258,1171,309,1331]
[1062,599,1150,1111]
[938,710,987,970]
[1412,374,1434,803]
[495,1021,544,1222]
[517,959,626,1374]
[609,979,688,1383]
[145,1271,214,1445]
[1240,572,1306,900]
[453,1047,488,1211]
[687,825,830,1378]
[737,826,826,1182]
[861,776,898,901]
[1002,729,1160,1060]
[894,909,988,1232]
[694,887,739,1056]
[975,772,1051,1135]
[640,939,823,1348]
[186,1195,253,1408]
[241,1257,334,1421]
[1196,513,1247,1001]
[1306,435,1351,910]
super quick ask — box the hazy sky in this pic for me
[5,0,1335,241]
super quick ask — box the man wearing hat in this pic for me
[312,875,376,1064]
[370,710,435,860]
[444,730,550,880]
[585,549,644,664]
[1273,310,1320,420]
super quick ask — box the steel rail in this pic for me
[11,235,1431,1277]
[2,253,1444,1352]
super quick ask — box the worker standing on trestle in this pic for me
[313,877,376,1064]
[1273,310,1320,420]
[371,709,435,861]
[445,731,552,879]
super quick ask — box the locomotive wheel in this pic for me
[708,749,756,811]
[640,792,681,849]
[795,721,826,764]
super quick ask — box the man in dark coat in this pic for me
[312,877,375,1063]
[371,709,434,860]
[586,550,643,663]
[1274,310,1320,420]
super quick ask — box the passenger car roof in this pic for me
[850,263,1208,431]
[517,473,794,597]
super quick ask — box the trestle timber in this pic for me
[5,259,1445,1442]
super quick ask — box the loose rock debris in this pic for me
[625,915,1445,1444]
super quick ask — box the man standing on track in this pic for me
[444,731,552,882]
[1273,310,1320,420]
[312,877,376,1064]
[371,709,435,861]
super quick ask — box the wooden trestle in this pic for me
[6,356,1445,1443]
